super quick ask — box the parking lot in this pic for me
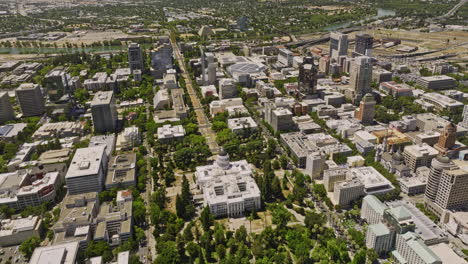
[0,245,27,264]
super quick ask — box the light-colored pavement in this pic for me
[141,104,156,262]
[170,35,220,154]
[438,0,467,18]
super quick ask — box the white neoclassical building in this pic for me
[195,150,261,218]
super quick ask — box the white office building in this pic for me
[157,124,185,142]
[393,232,442,264]
[227,117,258,134]
[366,223,393,255]
[361,195,388,225]
[333,178,365,206]
[65,146,107,194]
[219,78,238,99]
[116,126,140,151]
[29,241,80,264]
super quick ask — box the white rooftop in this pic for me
[348,166,395,195]
[29,241,79,264]
[157,124,185,140]
[66,146,106,179]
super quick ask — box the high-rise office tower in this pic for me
[318,56,330,75]
[200,47,206,84]
[128,43,144,73]
[15,83,45,117]
[207,62,217,85]
[0,92,14,124]
[349,56,372,104]
[354,93,375,124]
[461,105,468,128]
[44,68,70,102]
[219,78,237,99]
[424,156,456,203]
[329,32,348,60]
[435,123,457,152]
[434,167,468,212]
[91,91,118,133]
[150,43,173,79]
[237,16,249,32]
[354,33,373,56]
[299,56,318,97]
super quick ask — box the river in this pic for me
[324,8,396,31]
[0,45,127,55]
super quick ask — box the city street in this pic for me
[170,35,220,154]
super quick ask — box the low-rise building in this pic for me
[356,139,375,155]
[32,121,83,140]
[354,130,378,144]
[386,200,448,246]
[38,149,72,165]
[200,85,219,98]
[418,93,463,112]
[372,68,393,83]
[210,98,247,117]
[417,75,456,90]
[227,117,258,134]
[0,170,61,209]
[399,175,427,196]
[202,171,261,218]
[89,134,116,158]
[52,192,98,249]
[348,166,395,195]
[280,132,352,168]
[7,142,36,171]
[29,241,80,264]
[116,126,140,151]
[444,210,468,245]
[157,124,185,142]
[84,72,108,91]
[105,154,136,190]
[379,81,413,97]
[0,216,42,246]
[0,123,27,141]
[94,198,133,246]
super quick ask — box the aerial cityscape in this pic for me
[0,0,466,263]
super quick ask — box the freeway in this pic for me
[170,35,220,154]
[438,0,467,18]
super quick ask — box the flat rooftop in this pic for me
[29,241,79,264]
[106,153,136,186]
[403,144,438,158]
[66,146,106,179]
[91,91,114,106]
[386,200,447,244]
[348,166,395,195]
